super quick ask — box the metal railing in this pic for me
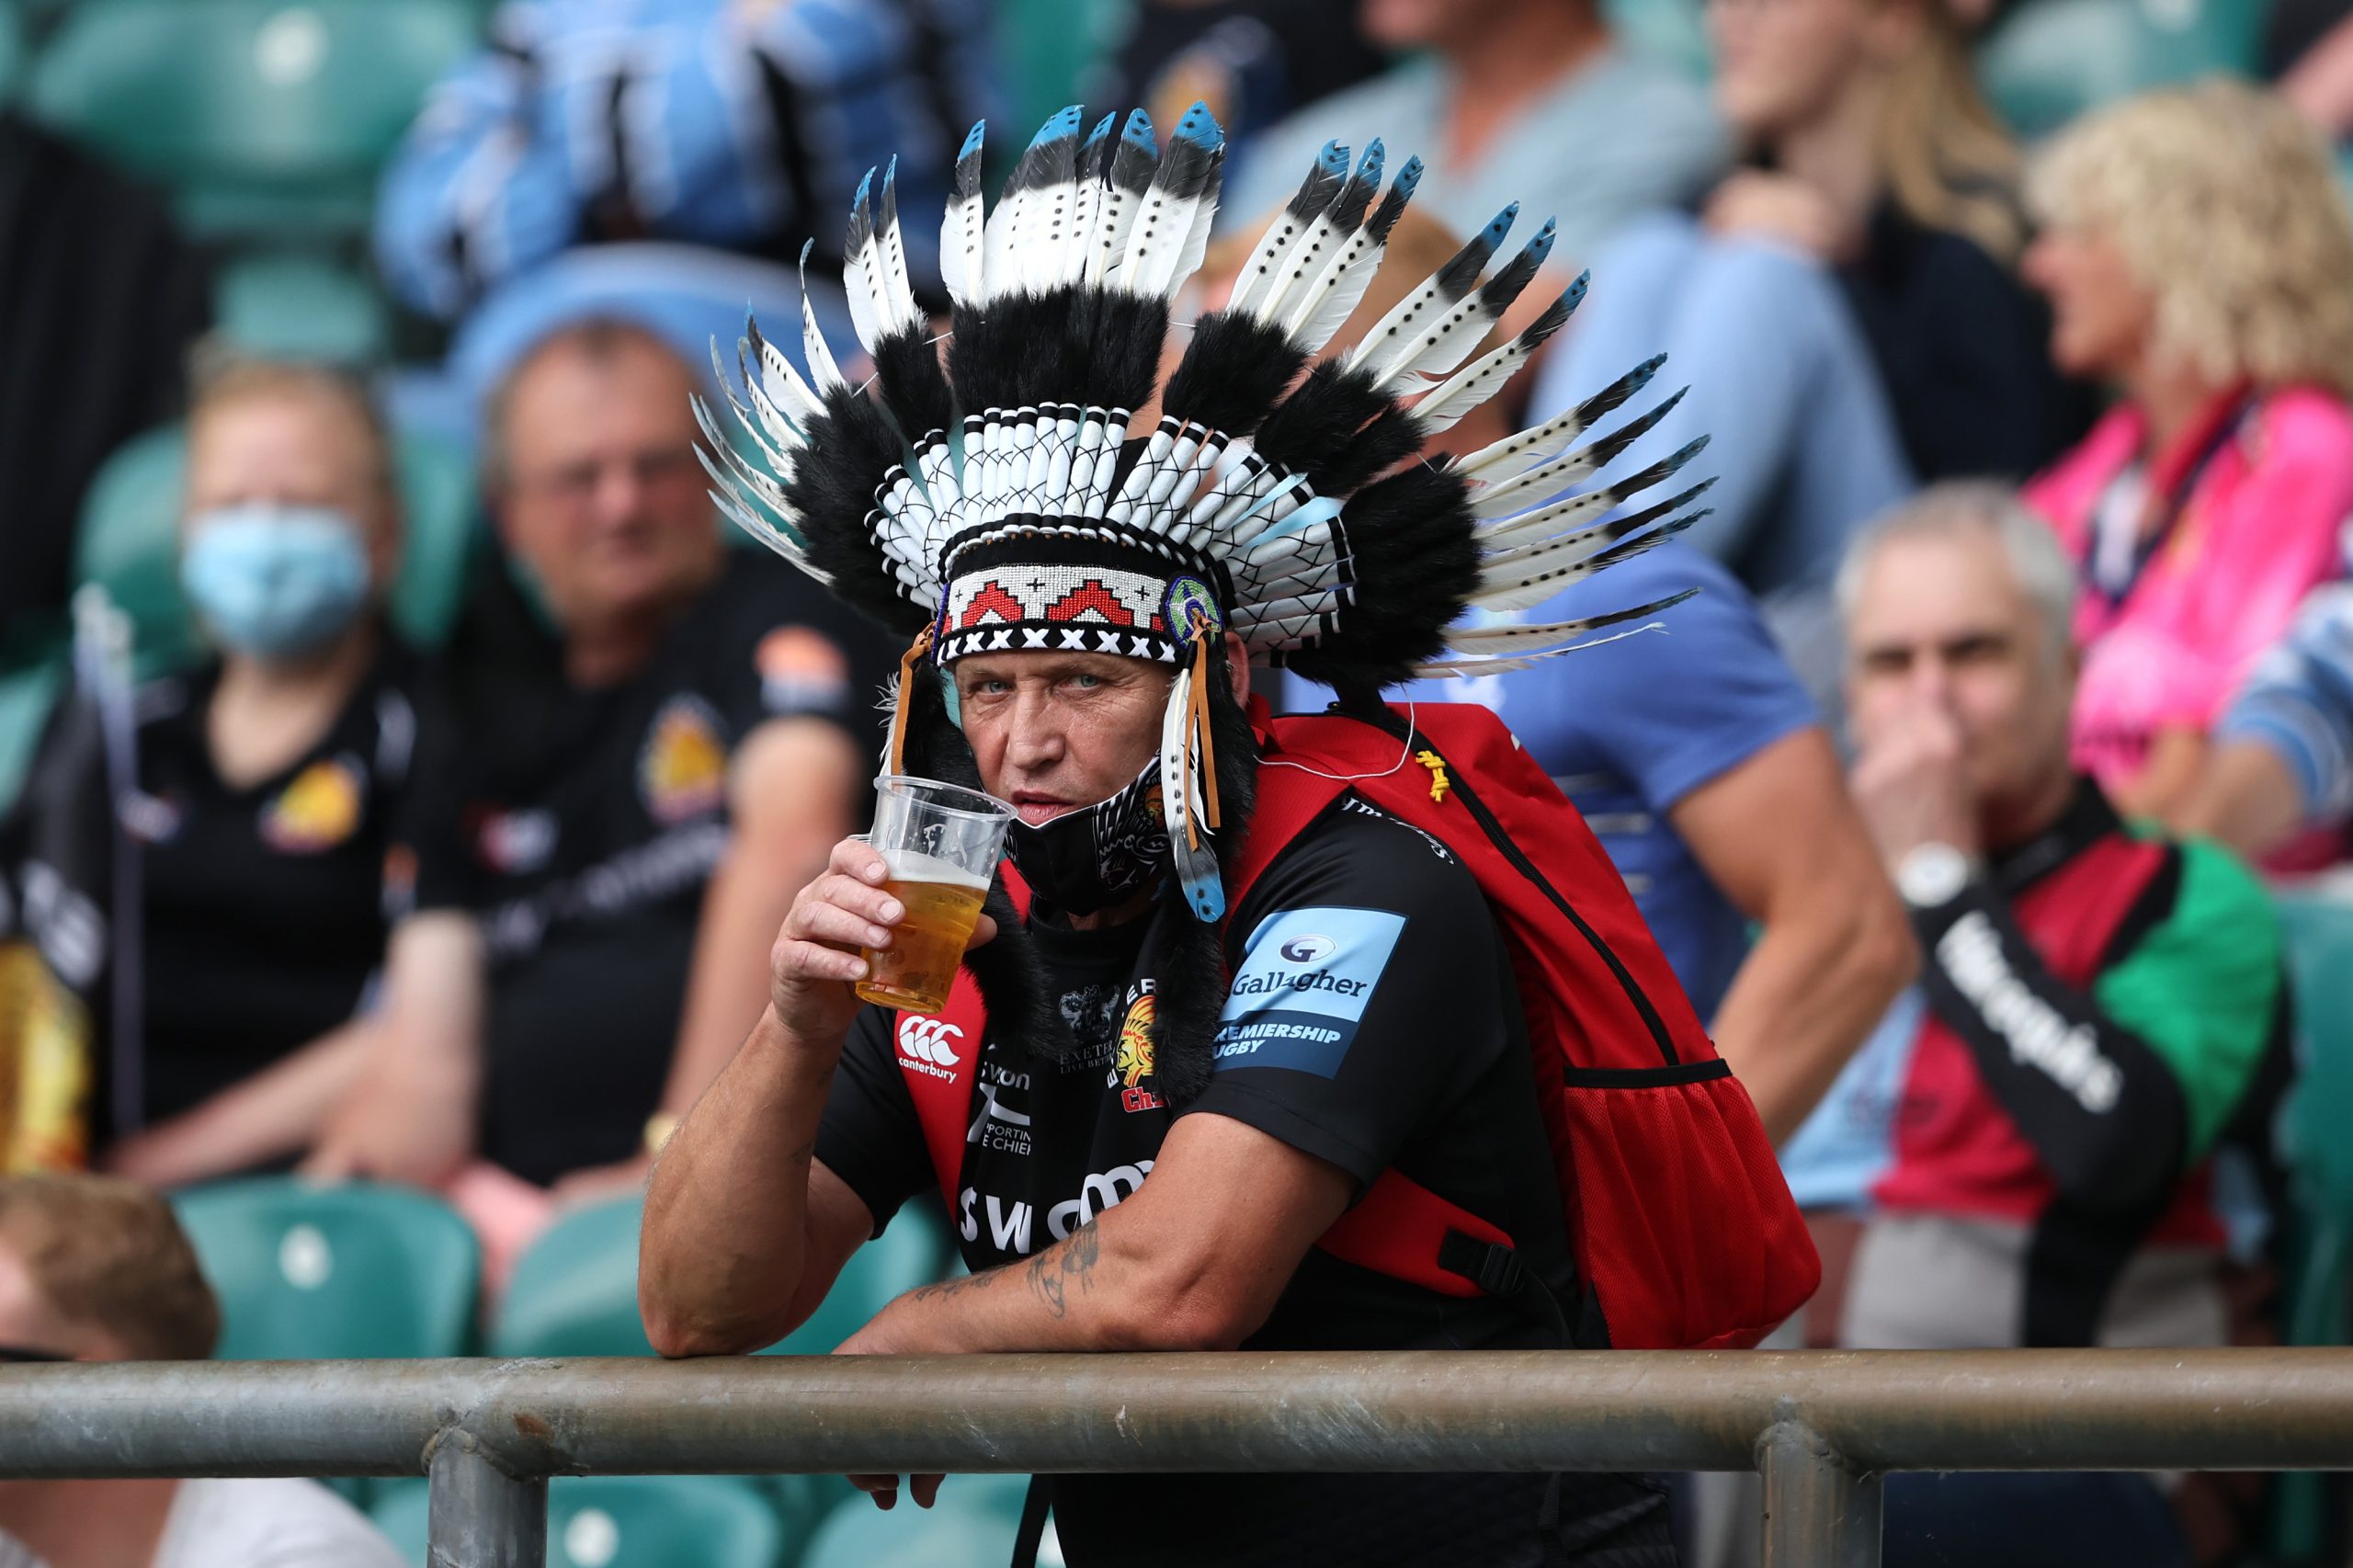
[1,1348,2349,1566]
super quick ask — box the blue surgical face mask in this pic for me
[180,503,373,661]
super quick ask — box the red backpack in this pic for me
[904,699,1819,1350]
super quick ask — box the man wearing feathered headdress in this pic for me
[640,103,1803,1567]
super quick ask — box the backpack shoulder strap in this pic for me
[1228,700,1353,911]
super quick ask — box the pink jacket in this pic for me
[2024,385,2353,790]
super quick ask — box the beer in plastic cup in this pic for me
[855,776,1015,1015]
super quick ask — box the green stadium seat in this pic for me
[799,1472,1034,1568]
[73,426,200,680]
[74,418,479,680]
[494,1195,956,1361]
[2268,892,2353,1559]
[372,1475,796,1568]
[0,643,67,819]
[170,1177,480,1360]
[215,251,390,364]
[25,0,479,238]
[1975,0,2263,141]
[0,6,22,110]
[490,1195,654,1359]
[2275,894,2353,1343]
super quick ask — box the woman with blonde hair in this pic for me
[1525,0,2082,691]
[2022,79,2353,818]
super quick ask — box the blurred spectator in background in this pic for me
[95,363,425,1190]
[373,0,995,323]
[1221,0,1726,269]
[307,320,889,1273]
[1094,0,1386,159]
[0,1176,404,1567]
[0,119,210,637]
[1219,197,1915,1143]
[1435,540,1916,1145]
[1531,0,2076,669]
[2020,81,2353,819]
[2176,582,2353,858]
[2269,0,2353,142]
[1811,484,2286,1568]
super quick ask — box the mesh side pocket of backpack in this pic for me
[1557,1061,1821,1350]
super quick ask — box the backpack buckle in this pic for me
[1438,1229,1524,1298]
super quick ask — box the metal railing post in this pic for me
[1758,1420,1881,1568]
[426,1432,547,1568]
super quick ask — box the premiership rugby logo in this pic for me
[897,1016,965,1080]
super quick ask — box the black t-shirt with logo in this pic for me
[120,637,425,1143]
[405,552,894,1185]
[818,795,1671,1568]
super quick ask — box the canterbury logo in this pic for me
[897,1017,966,1068]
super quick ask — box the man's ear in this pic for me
[1222,630,1250,706]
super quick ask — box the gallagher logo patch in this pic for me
[1212,907,1404,1078]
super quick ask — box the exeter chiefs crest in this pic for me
[1114,991,1163,1113]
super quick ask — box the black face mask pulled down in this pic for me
[1003,761,1167,916]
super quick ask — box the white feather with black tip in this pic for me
[1411,275,1586,437]
[1360,218,1556,392]
[1227,140,1348,319]
[1118,100,1226,300]
[1452,354,1667,484]
[939,120,987,311]
[1468,387,1688,519]
[793,243,847,396]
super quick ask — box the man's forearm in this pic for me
[1712,892,1916,1142]
[641,1006,840,1355]
[2171,738,2311,859]
[851,1215,1232,1356]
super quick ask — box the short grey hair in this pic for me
[1834,481,2077,665]
[480,315,704,492]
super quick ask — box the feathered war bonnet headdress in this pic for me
[698,104,1713,1092]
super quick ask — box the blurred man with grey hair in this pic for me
[1777,482,2290,1568]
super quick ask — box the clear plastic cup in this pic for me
[854,776,1017,1015]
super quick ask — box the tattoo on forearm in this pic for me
[1024,1221,1102,1320]
[904,1267,996,1306]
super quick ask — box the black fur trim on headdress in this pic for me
[948,292,1080,415]
[1076,291,1175,415]
[1250,361,1426,494]
[1287,463,1479,693]
[1160,311,1307,437]
[783,389,928,634]
[870,328,957,444]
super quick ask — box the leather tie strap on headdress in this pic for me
[693,102,1719,925]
